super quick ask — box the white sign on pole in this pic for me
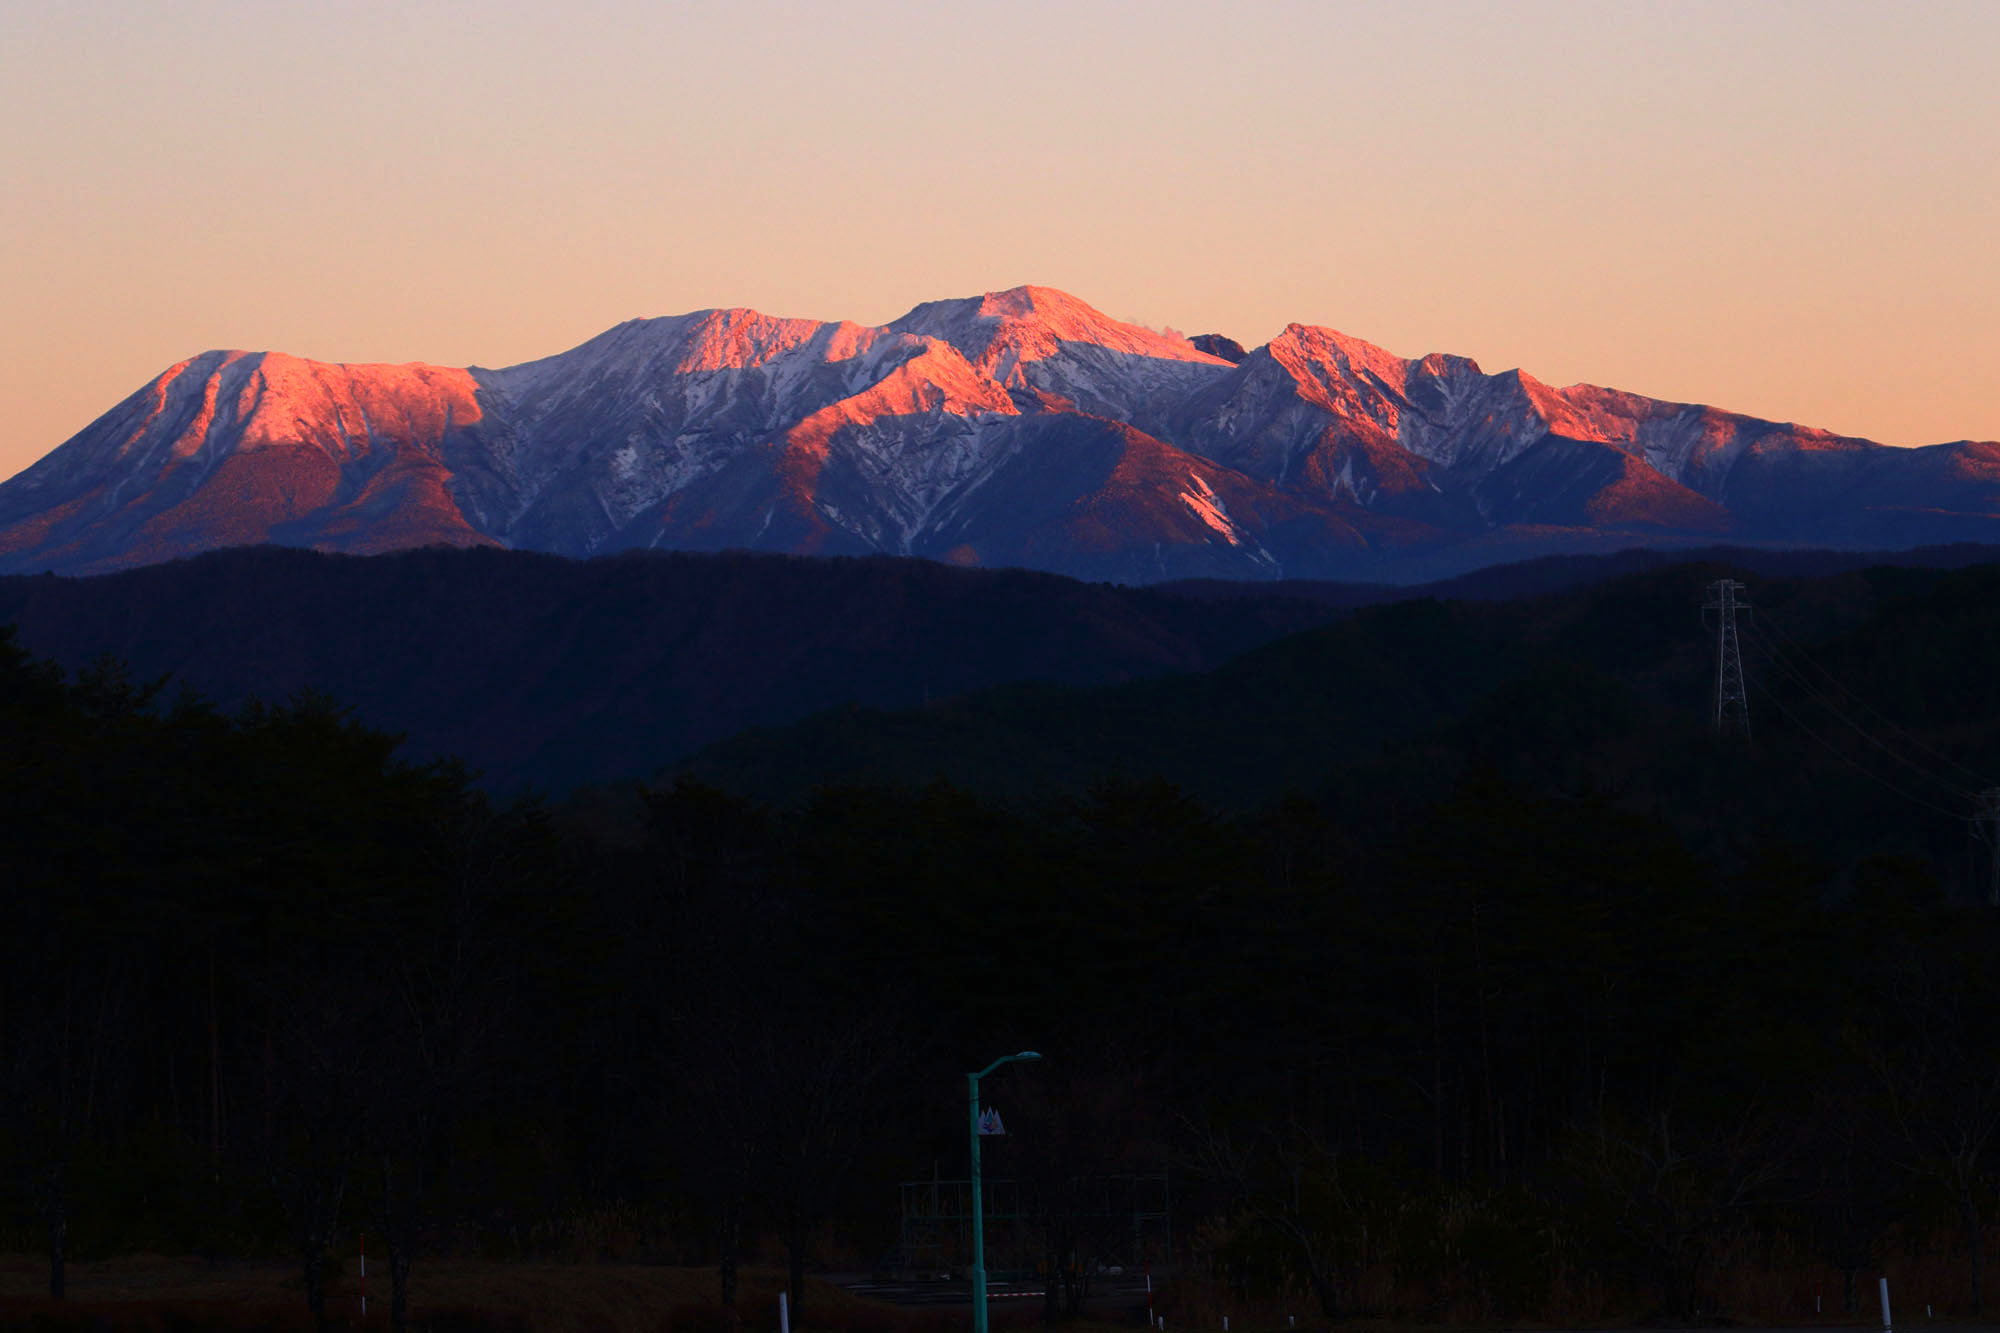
[978,1108,1007,1135]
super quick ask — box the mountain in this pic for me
[683,553,2000,816]
[8,540,1990,796]
[0,544,1341,792]
[6,285,1999,580]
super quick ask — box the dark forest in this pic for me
[8,553,2000,1333]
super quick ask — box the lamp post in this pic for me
[969,1050,1041,1333]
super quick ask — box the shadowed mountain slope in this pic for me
[5,541,1998,798]
[0,545,1341,792]
[683,550,2000,814]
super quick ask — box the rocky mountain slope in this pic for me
[6,286,1997,580]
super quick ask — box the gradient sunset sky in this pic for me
[3,0,1996,483]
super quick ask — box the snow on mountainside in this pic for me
[5,285,1999,582]
[888,285,1233,434]
[0,351,498,572]
[890,286,1224,376]
[471,311,1021,556]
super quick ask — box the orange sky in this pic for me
[3,0,1996,483]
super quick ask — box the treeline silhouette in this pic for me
[8,557,2000,1330]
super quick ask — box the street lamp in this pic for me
[969,1050,1041,1333]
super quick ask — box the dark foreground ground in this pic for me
[832,1273,1152,1311]
[3,1257,1995,1333]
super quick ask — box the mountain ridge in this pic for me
[0,543,1345,792]
[7,539,1995,796]
[6,285,1997,580]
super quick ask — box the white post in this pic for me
[780,1292,790,1333]
[1224,1319,1229,1331]
[1880,1277,1892,1333]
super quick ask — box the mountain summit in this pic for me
[5,286,1998,581]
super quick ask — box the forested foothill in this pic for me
[3,542,1994,795]
[0,546,1344,795]
[9,551,2000,1333]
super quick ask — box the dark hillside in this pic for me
[1157,539,2000,606]
[686,557,2000,870]
[0,545,1341,791]
[13,557,2000,1325]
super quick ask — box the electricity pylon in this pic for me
[1703,579,1751,738]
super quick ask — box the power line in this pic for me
[1751,613,1998,791]
[1726,604,2000,900]
[1740,620,1981,807]
[1975,790,2000,908]
[1741,668,1970,820]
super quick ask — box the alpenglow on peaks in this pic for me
[5,285,1998,581]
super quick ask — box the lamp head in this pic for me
[975,1049,1046,1079]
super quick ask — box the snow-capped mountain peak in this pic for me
[886,285,1234,426]
[888,285,1226,374]
[4,285,1996,583]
